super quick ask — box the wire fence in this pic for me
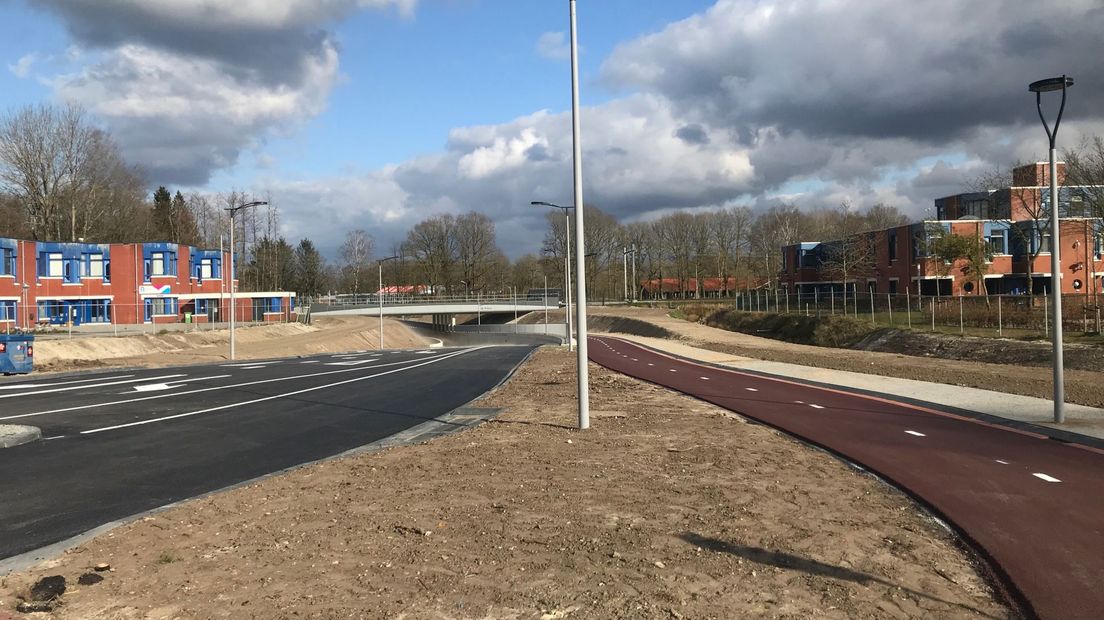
[729,290,1104,338]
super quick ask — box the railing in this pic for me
[309,293,563,310]
[703,291,1104,338]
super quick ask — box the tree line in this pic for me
[4,103,1103,301]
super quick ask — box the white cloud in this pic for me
[7,53,39,78]
[535,31,570,61]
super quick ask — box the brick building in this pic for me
[0,238,296,329]
[779,163,1104,298]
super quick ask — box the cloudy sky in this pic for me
[2,0,1102,257]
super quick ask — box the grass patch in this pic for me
[705,310,879,348]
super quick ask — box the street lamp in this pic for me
[378,255,400,349]
[1030,75,1074,424]
[224,200,268,360]
[532,201,575,351]
[567,0,590,430]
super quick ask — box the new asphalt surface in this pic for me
[590,335,1104,620]
[0,345,534,561]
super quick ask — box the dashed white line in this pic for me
[1033,473,1061,483]
[809,404,825,409]
[0,374,135,390]
[794,400,805,405]
[237,365,268,370]
[995,460,1010,465]
[300,360,320,364]
[905,430,926,437]
[700,377,710,380]
[669,369,678,373]
[745,387,758,392]
[647,363,655,366]
[0,374,186,400]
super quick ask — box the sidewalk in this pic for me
[603,333,1104,444]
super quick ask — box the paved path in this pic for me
[0,345,534,562]
[590,335,1104,620]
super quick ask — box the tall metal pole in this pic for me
[569,0,590,430]
[1031,75,1073,424]
[378,262,384,349]
[229,212,237,360]
[565,209,573,351]
[225,200,267,361]
[631,243,637,302]
[622,246,628,301]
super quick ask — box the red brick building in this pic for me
[779,163,1103,298]
[0,238,296,329]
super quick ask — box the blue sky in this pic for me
[2,1,1102,258]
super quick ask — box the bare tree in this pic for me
[819,233,877,309]
[405,214,457,293]
[711,206,752,297]
[340,229,374,295]
[455,212,499,293]
[0,104,146,241]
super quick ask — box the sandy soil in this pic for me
[584,306,1104,410]
[30,316,429,374]
[1,348,1012,619]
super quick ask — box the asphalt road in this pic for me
[0,345,534,561]
[589,336,1104,620]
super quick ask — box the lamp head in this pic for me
[1029,76,1074,93]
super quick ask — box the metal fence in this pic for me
[729,290,1104,337]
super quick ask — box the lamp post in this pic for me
[378,255,400,349]
[224,200,267,360]
[1030,75,1074,423]
[532,201,575,351]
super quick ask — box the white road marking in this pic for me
[42,435,66,441]
[237,365,268,370]
[794,400,805,404]
[325,360,377,366]
[995,460,1010,465]
[648,363,655,366]
[82,347,482,435]
[745,387,758,392]
[905,430,926,437]
[0,354,469,422]
[221,362,279,368]
[1033,473,1061,483]
[0,375,135,390]
[700,377,710,380]
[300,360,320,364]
[809,404,825,409]
[669,369,678,372]
[0,374,186,400]
[133,383,178,393]
[631,358,638,362]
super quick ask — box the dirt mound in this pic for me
[706,310,877,348]
[586,314,676,339]
[30,316,428,373]
[852,329,1104,372]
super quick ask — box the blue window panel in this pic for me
[268,298,281,313]
[0,300,15,322]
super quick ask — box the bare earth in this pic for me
[2,347,1012,619]
[585,306,1104,410]
[31,316,429,374]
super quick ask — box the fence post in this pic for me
[1044,290,1049,338]
[870,287,875,326]
[959,295,964,334]
[806,303,810,317]
[786,291,790,314]
[831,291,835,315]
[906,288,911,328]
[998,295,1003,337]
[888,293,893,325]
[931,298,935,331]
[814,289,820,317]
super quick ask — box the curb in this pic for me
[0,425,41,449]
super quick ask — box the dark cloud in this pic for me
[675,124,710,145]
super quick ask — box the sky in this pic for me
[2,0,1103,259]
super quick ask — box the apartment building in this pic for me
[779,163,1104,298]
[0,238,296,329]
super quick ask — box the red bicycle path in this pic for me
[589,335,1104,620]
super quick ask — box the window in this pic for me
[195,299,209,314]
[0,300,14,322]
[151,252,166,276]
[47,253,64,277]
[149,297,176,316]
[84,253,105,278]
[268,297,282,313]
[889,280,898,295]
[1096,232,1103,259]
[986,230,1008,256]
[0,247,14,276]
[200,258,216,280]
[888,232,898,262]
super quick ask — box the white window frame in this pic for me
[151,252,166,276]
[48,253,64,277]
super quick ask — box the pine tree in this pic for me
[151,186,172,241]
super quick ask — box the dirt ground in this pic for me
[1,348,1012,619]
[585,306,1104,410]
[30,316,428,374]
